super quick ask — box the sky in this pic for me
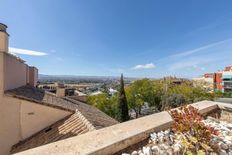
[1,0,232,78]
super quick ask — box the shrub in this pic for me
[169,105,218,154]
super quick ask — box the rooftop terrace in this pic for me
[13,101,232,155]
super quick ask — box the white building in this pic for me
[192,77,214,92]
[222,71,232,93]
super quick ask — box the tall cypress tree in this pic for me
[117,74,129,122]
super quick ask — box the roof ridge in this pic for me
[75,109,96,131]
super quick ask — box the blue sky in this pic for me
[1,0,232,78]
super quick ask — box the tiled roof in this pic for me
[5,85,78,112]
[65,97,119,129]
[11,112,91,154]
[6,85,118,153]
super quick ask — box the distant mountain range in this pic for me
[38,74,140,82]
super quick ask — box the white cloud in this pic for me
[172,38,232,58]
[169,58,212,71]
[165,38,232,74]
[132,63,155,70]
[9,47,48,56]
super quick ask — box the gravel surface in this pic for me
[121,118,232,155]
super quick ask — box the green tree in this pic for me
[88,78,217,121]
[126,78,160,118]
[87,93,118,119]
[117,74,129,122]
[126,85,144,118]
[152,80,165,111]
[161,93,186,110]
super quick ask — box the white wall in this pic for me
[20,100,71,139]
[0,95,71,155]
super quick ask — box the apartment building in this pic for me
[213,66,232,93]
[214,72,223,92]
[195,66,232,93]
[225,66,232,71]
[204,73,214,78]
[222,66,232,93]
[193,73,214,92]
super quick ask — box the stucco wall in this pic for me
[0,52,4,94]
[4,53,27,91]
[0,95,71,155]
[26,66,30,85]
[56,88,65,97]
[28,67,38,87]
[0,96,21,155]
[0,31,8,52]
[20,100,71,139]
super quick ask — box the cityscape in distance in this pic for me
[1,1,232,155]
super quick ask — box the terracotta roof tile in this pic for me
[5,85,78,112]
[11,113,90,154]
[64,97,118,129]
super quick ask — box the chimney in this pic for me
[28,66,38,87]
[56,87,66,97]
[0,23,9,53]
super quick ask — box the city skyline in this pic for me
[1,0,232,78]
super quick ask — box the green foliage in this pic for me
[125,79,159,117]
[223,92,232,98]
[88,77,218,120]
[168,83,215,103]
[214,91,223,98]
[161,93,185,110]
[117,74,129,122]
[87,93,118,119]
[100,83,110,94]
[169,106,218,154]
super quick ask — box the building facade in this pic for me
[193,74,214,92]
[214,72,223,92]
[222,69,232,93]
[196,66,232,93]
